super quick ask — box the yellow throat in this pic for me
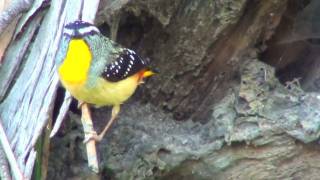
[58,39,92,84]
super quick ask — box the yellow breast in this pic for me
[58,39,140,106]
[58,39,92,84]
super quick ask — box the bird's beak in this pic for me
[142,70,155,78]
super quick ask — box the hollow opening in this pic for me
[261,0,320,92]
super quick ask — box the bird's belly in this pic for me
[61,75,140,106]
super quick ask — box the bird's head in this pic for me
[64,20,99,38]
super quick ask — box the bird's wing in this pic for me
[85,34,148,82]
[101,47,148,82]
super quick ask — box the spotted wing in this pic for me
[102,49,147,82]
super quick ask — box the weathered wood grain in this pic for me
[0,0,100,178]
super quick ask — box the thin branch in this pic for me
[41,118,52,180]
[81,103,99,173]
[0,118,24,180]
[50,91,72,138]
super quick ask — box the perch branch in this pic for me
[81,103,99,173]
[0,118,24,180]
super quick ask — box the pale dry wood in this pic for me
[0,14,41,101]
[81,103,99,173]
[0,0,11,12]
[0,16,18,63]
[0,118,24,180]
[0,0,34,35]
[0,0,100,178]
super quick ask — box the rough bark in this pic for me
[97,0,288,122]
[2,0,320,179]
[46,0,320,179]
[263,0,320,92]
[48,59,320,179]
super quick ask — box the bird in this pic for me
[55,20,154,142]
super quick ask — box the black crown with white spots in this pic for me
[64,20,99,38]
[102,49,147,82]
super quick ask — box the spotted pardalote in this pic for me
[55,20,154,142]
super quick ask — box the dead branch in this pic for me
[80,103,99,173]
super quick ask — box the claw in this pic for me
[83,131,102,143]
[78,101,84,109]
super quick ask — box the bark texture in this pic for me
[2,0,320,179]
[48,59,320,179]
[46,0,320,179]
[97,0,288,121]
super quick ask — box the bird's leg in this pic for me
[84,104,120,142]
[78,101,85,109]
[97,104,120,140]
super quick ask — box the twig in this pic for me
[41,117,52,180]
[0,118,24,180]
[50,91,72,138]
[81,103,99,173]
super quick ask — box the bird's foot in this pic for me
[78,101,85,109]
[83,131,103,143]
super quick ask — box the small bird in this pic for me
[55,21,154,142]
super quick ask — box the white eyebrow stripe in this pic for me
[78,26,100,34]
